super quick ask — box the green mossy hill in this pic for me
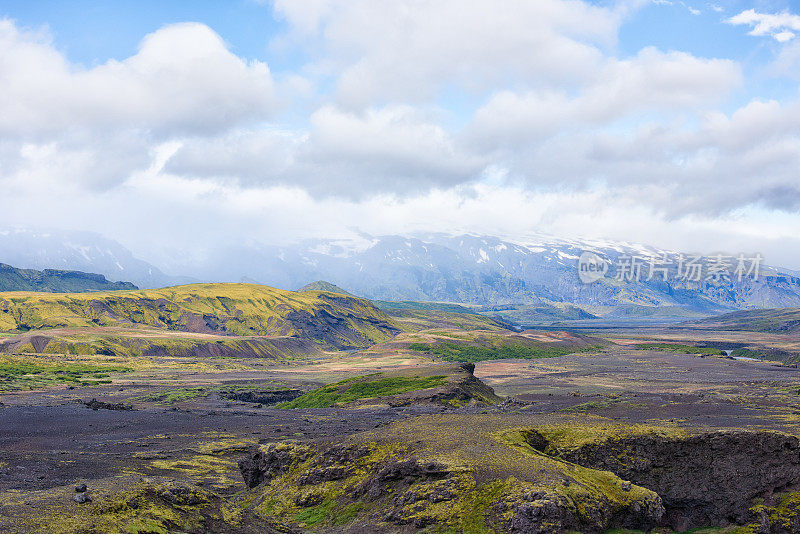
[688,307,800,334]
[387,308,511,332]
[298,280,355,296]
[0,263,137,293]
[479,302,597,324]
[279,363,502,408]
[238,414,664,533]
[376,300,478,314]
[409,330,605,362]
[0,330,320,360]
[0,283,400,349]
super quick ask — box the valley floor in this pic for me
[2,324,800,533]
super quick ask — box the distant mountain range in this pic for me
[0,228,190,288]
[3,228,800,323]
[0,263,137,292]
[174,233,800,318]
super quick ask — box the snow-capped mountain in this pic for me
[3,228,799,319]
[0,228,191,289]
[166,233,800,314]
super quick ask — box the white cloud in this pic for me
[468,47,741,149]
[727,9,800,41]
[0,19,279,188]
[0,20,278,136]
[298,105,484,195]
[166,105,485,196]
[272,0,622,107]
[770,39,800,78]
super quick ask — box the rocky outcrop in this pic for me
[491,488,663,534]
[238,439,664,533]
[360,362,502,408]
[81,398,134,411]
[535,429,800,531]
[219,388,303,405]
[281,363,503,409]
[402,364,502,407]
[239,442,316,488]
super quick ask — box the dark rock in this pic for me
[295,445,371,485]
[82,399,133,411]
[355,457,450,502]
[554,430,800,530]
[219,389,303,405]
[75,483,87,493]
[495,489,663,534]
[238,443,314,488]
[159,485,206,506]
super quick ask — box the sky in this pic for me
[1,0,800,269]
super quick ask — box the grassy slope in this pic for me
[1,330,320,360]
[0,283,400,349]
[387,308,510,332]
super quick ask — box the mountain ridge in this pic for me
[0,263,137,293]
[7,228,800,322]
[0,228,191,289]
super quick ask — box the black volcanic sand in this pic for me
[0,399,449,494]
[476,348,800,430]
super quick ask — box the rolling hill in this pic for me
[0,283,400,349]
[298,280,355,296]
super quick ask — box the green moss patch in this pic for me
[0,358,131,390]
[279,374,447,408]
